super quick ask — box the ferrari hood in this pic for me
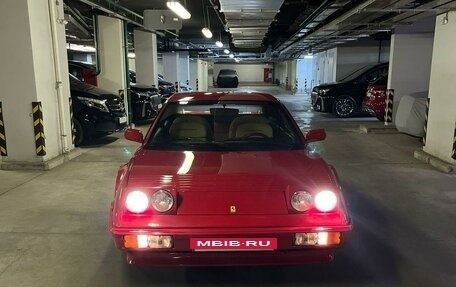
[124,150,338,216]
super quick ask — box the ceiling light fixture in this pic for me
[224,49,230,54]
[229,54,234,58]
[201,1,212,39]
[215,41,223,48]
[166,1,191,20]
[202,27,213,38]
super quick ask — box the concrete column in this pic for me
[0,0,74,169]
[134,29,158,88]
[163,52,180,88]
[387,18,435,119]
[179,52,190,87]
[96,16,128,116]
[189,59,198,90]
[197,60,208,91]
[424,12,456,164]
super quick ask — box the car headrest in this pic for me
[229,115,273,139]
[169,115,209,140]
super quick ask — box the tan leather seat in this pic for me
[228,115,273,139]
[169,115,210,141]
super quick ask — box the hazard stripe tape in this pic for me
[32,102,46,156]
[423,98,430,146]
[452,122,456,160]
[0,102,7,156]
[385,89,394,123]
[69,97,75,144]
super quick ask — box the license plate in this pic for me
[190,238,277,251]
[119,116,127,124]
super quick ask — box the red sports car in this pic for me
[110,92,352,266]
[362,77,387,121]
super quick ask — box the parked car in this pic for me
[129,83,162,123]
[69,74,127,146]
[217,69,239,88]
[158,74,193,93]
[362,76,387,121]
[395,91,428,137]
[311,63,389,117]
[69,61,162,123]
[110,91,352,266]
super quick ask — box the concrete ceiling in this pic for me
[63,0,456,60]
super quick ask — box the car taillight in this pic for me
[314,190,338,212]
[125,190,149,213]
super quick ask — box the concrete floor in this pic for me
[0,87,455,287]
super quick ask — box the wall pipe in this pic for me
[48,0,70,153]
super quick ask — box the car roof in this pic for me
[167,92,279,103]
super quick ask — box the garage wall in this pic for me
[274,61,287,86]
[213,63,273,83]
[388,33,434,117]
[424,12,456,163]
[336,45,390,80]
[313,48,337,86]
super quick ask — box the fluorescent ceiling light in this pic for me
[304,55,314,59]
[215,41,223,48]
[224,49,230,54]
[128,52,136,58]
[234,58,240,63]
[229,54,234,58]
[166,1,191,20]
[202,27,213,39]
[66,43,96,52]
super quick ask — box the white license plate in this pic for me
[119,116,127,124]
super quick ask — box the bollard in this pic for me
[384,89,394,125]
[423,98,430,145]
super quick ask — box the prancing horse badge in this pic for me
[230,205,236,214]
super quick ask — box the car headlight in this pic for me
[314,190,338,212]
[150,190,174,213]
[318,88,331,96]
[125,191,149,213]
[291,190,313,212]
[77,96,109,112]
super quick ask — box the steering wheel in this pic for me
[241,132,270,139]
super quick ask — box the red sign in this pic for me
[190,238,277,251]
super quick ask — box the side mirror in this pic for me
[124,129,144,143]
[305,129,326,143]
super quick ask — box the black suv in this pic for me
[69,61,162,123]
[69,74,127,146]
[311,63,389,117]
[217,69,239,88]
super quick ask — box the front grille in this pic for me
[107,98,126,117]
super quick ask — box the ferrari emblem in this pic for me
[230,205,236,214]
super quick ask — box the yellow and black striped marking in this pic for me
[423,98,430,146]
[452,122,456,160]
[196,78,199,90]
[385,89,394,123]
[69,97,75,144]
[32,102,46,156]
[0,102,7,156]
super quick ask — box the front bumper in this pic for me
[111,225,351,266]
[311,92,333,112]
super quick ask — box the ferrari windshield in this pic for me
[146,101,304,151]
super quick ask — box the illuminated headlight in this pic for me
[291,190,313,212]
[315,190,338,212]
[77,96,109,112]
[125,191,149,213]
[318,88,331,96]
[124,235,173,249]
[151,190,174,212]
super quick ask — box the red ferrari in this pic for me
[110,92,352,266]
